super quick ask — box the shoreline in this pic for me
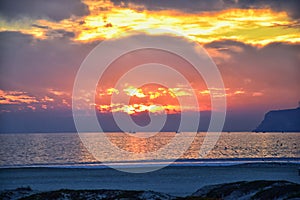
[1,157,299,169]
[1,163,299,197]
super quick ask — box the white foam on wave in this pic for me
[1,158,299,169]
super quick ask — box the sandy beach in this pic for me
[1,163,299,197]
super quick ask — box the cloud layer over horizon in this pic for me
[0,0,299,132]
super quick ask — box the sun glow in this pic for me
[95,84,253,114]
[96,85,183,114]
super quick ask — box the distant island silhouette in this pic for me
[254,105,300,132]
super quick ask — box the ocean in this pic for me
[0,132,299,168]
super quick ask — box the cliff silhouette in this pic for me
[254,106,300,132]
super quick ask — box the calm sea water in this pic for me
[0,132,299,167]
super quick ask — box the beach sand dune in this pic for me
[1,180,299,200]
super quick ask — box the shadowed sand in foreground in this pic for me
[1,180,300,200]
[1,163,299,198]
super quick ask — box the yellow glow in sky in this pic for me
[1,0,299,46]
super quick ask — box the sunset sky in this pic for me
[0,0,299,132]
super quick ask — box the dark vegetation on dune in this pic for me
[1,180,299,200]
[191,180,300,200]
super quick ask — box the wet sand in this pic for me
[0,163,299,197]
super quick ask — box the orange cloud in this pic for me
[122,86,192,99]
[252,92,264,97]
[0,89,73,112]
[123,86,146,98]
[96,102,184,115]
[47,88,69,96]
[107,88,119,95]
[42,96,54,102]
[168,88,192,97]
[0,90,38,105]
[234,90,245,95]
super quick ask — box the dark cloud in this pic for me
[234,0,300,19]
[112,0,226,12]
[111,0,300,19]
[46,29,76,39]
[0,0,90,21]
[0,31,97,93]
[205,40,300,110]
[205,40,253,52]
[31,24,49,29]
[31,24,76,39]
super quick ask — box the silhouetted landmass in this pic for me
[1,181,299,200]
[254,107,300,132]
